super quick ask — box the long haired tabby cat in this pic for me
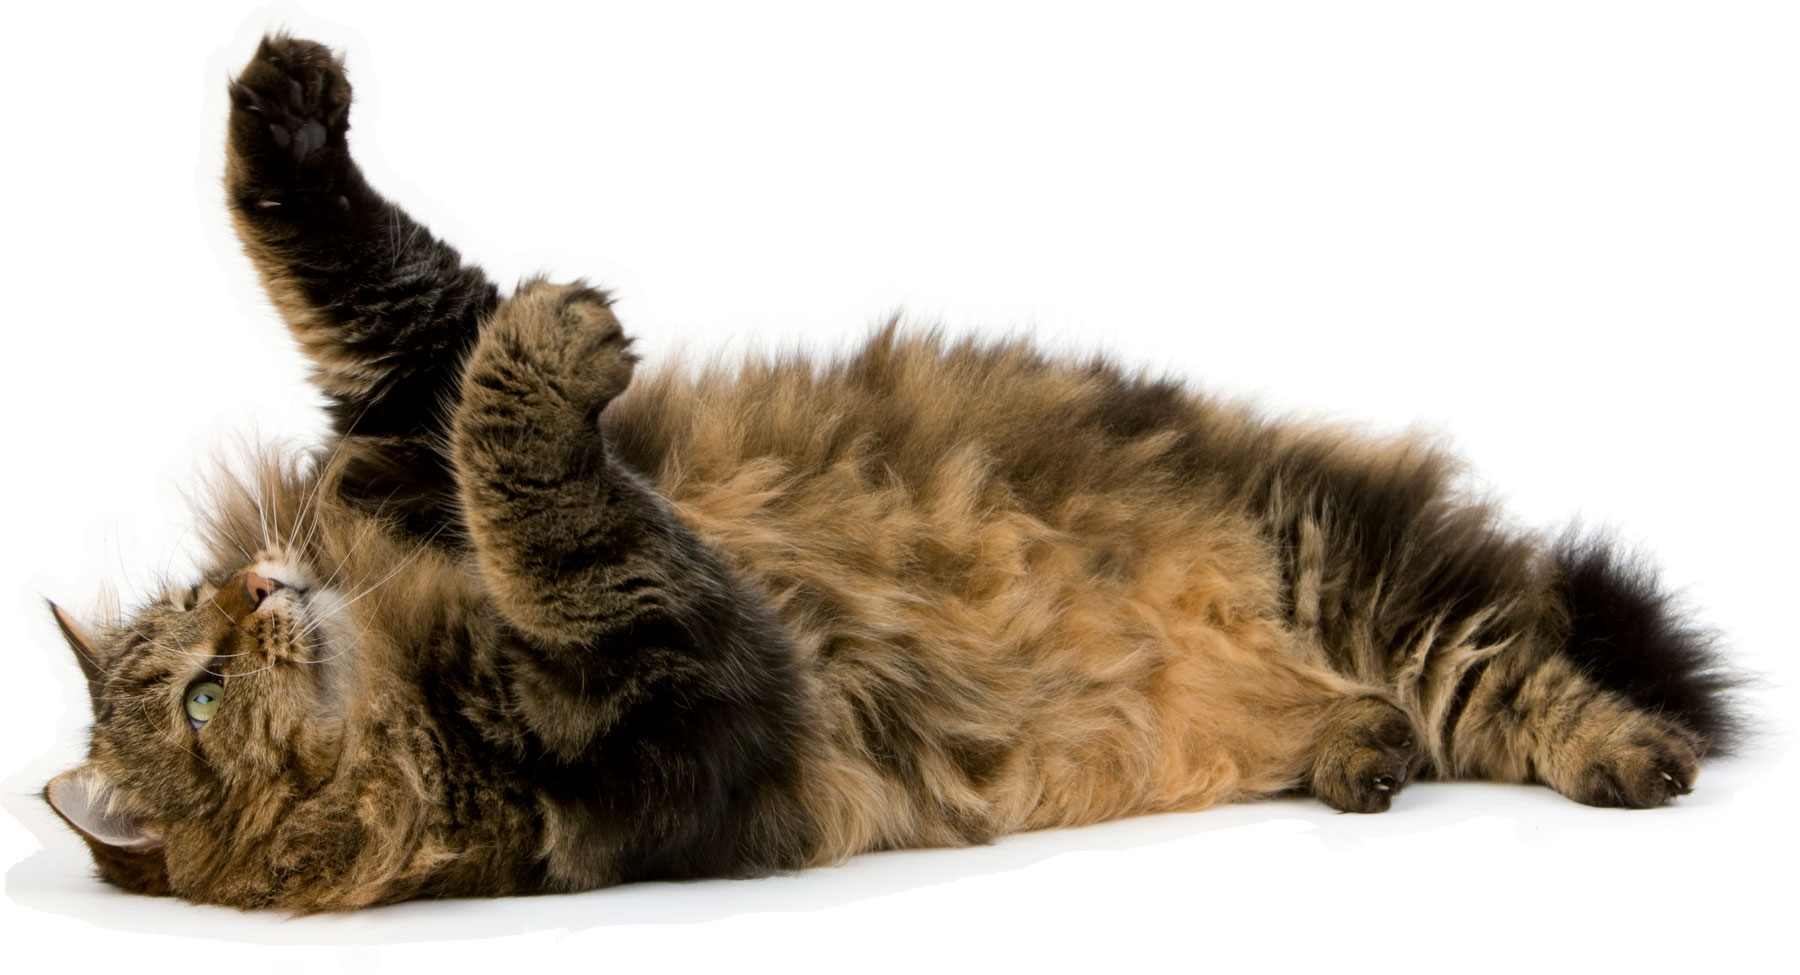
[43,36,1739,913]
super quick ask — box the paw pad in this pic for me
[227,36,354,203]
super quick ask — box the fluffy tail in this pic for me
[1550,533,1746,756]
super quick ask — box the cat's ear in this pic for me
[45,766,163,852]
[48,600,105,706]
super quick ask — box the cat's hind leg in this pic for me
[1253,430,1737,809]
[1450,647,1708,808]
[1439,538,1737,808]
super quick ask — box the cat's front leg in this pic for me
[448,285,815,885]
[226,36,497,441]
[450,279,676,653]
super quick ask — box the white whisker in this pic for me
[304,484,406,604]
[286,431,356,557]
[296,527,444,641]
[222,591,386,680]
[129,624,251,662]
[222,534,255,563]
[251,475,274,553]
[136,690,206,762]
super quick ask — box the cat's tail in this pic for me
[1423,528,1749,807]
[1547,532,1747,757]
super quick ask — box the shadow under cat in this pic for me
[6,765,1755,945]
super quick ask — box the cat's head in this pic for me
[44,551,357,902]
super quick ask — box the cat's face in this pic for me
[45,551,357,900]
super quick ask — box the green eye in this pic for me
[185,681,224,727]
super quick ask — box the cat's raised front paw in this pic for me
[226,35,354,209]
[468,280,636,418]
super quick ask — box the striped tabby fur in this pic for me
[43,36,1739,912]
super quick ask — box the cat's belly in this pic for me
[666,459,1346,859]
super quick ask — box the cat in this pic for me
[42,35,1740,913]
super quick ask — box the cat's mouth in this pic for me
[219,571,351,674]
[232,555,352,667]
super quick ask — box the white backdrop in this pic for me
[3,2,1794,971]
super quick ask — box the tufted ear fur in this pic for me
[49,601,106,708]
[45,766,162,852]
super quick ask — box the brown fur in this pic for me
[612,330,1365,853]
[43,36,1739,912]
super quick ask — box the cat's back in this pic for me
[609,325,1267,511]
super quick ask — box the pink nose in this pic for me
[211,569,282,621]
[244,571,277,605]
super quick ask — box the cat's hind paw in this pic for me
[226,35,354,209]
[1545,707,1703,809]
[1311,697,1425,813]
